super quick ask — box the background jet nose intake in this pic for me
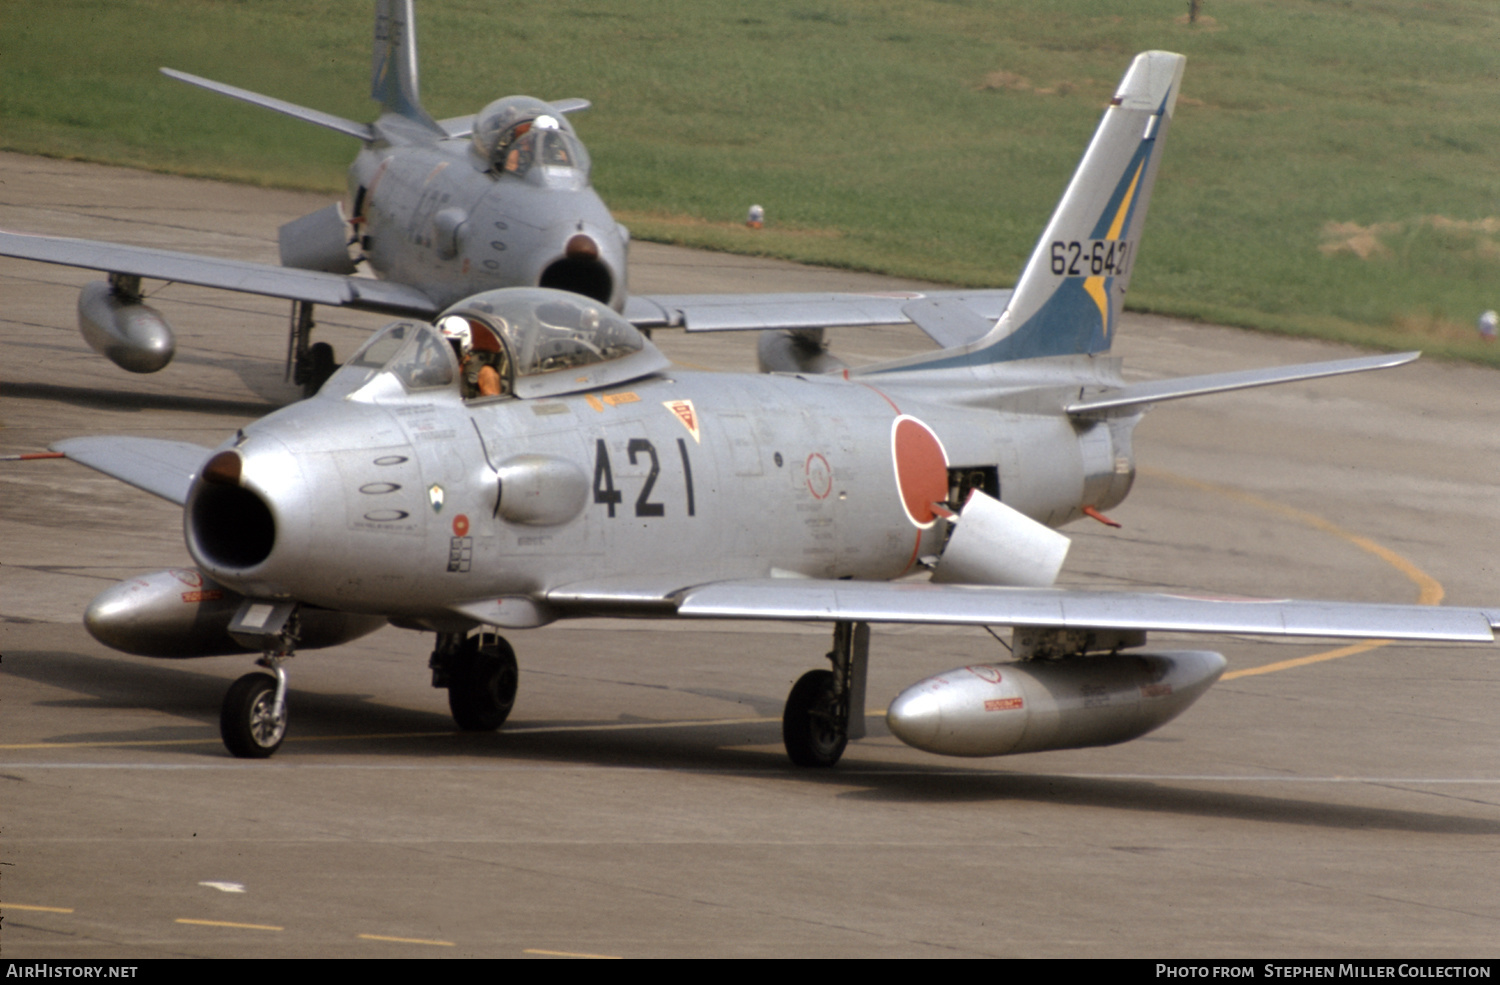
[540,234,613,303]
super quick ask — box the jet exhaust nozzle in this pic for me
[886,650,1226,757]
[77,280,175,373]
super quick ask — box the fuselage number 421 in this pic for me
[593,438,696,518]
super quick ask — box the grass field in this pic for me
[4,0,1500,363]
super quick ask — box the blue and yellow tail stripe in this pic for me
[876,84,1171,373]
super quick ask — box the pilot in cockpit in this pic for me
[501,114,563,175]
[438,315,505,399]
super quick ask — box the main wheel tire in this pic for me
[302,342,337,398]
[782,669,848,768]
[448,634,518,731]
[221,672,287,759]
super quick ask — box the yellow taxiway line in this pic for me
[1143,467,1444,681]
[175,918,284,931]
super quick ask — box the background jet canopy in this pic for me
[470,96,590,179]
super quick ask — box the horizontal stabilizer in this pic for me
[674,579,1497,643]
[901,298,996,349]
[52,437,213,505]
[1066,352,1420,418]
[438,115,476,139]
[161,68,375,142]
[0,230,438,316]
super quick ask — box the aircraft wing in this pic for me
[0,230,440,317]
[161,69,375,142]
[547,578,1499,642]
[624,289,1013,345]
[51,437,214,506]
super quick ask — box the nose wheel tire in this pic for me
[221,672,287,759]
[783,669,848,768]
[448,633,518,731]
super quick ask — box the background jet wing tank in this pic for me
[0,229,440,317]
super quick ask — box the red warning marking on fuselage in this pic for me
[966,665,1003,684]
[984,697,1024,712]
[664,399,701,442]
[181,590,224,604]
[170,569,204,589]
[891,416,949,528]
[452,514,470,537]
[805,453,833,499]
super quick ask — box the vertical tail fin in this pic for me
[371,0,444,133]
[873,51,1184,373]
[981,51,1183,360]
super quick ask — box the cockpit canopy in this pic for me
[470,96,590,181]
[320,321,455,401]
[325,288,668,403]
[440,288,669,399]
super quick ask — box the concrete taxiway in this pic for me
[2,153,1498,957]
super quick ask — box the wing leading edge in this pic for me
[544,578,1498,643]
[51,437,214,506]
[0,230,439,317]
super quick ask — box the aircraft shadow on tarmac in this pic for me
[2,381,279,418]
[7,647,1497,837]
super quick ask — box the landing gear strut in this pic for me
[220,601,300,759]
[783,620,869,768]
[431,631,518,731]
[286,300,338,398]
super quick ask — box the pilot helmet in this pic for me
[438,315,473,356]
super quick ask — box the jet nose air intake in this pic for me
[540,231,615,304]
[187,450,277,570]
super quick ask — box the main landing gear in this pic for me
[430,631,518,731]
[287,300,338,399]
[782,620,869,768]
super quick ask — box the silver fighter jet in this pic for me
[0,0,619,394]
[54,51,1500,765]
[0,0,1013,396]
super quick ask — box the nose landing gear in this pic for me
[220,601,300,759]
[221,660,289,758]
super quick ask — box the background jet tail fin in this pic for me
[974,51,1184,362]
[371,0,445,134]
